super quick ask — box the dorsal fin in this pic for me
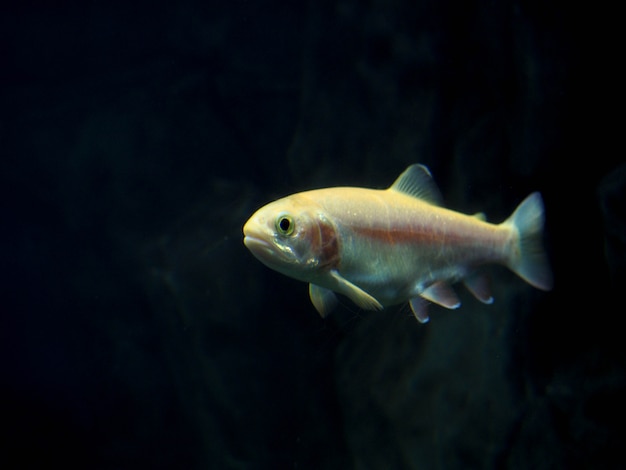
[388,164,444,206]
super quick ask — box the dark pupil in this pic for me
[279,218,291,232]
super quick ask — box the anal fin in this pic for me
[463,273,494,304]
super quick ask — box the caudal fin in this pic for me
[503,192,553,291]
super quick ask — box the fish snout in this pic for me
[243,218,277,264]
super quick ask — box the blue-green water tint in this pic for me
[1,1,622,469]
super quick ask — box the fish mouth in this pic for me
[243,235,271,253]
[243,220,268,253]
[243,235,279,265]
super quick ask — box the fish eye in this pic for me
[275,214,295,236]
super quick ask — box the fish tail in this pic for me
[503,192,553,291]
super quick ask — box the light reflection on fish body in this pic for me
[243,164,552,323]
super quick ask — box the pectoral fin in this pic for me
[329,270,383,311]
[309,284,338,318]
[420,281,461,309]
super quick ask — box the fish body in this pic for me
[243,164,552,322]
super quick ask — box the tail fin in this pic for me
[503,192,553,291]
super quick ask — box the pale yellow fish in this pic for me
[243,164,552,323]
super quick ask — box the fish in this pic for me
[243,164,552,323]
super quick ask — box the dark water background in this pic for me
[1,1,622,468]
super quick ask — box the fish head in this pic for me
[243,194,338,282]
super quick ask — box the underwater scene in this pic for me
[1,1,622,469]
